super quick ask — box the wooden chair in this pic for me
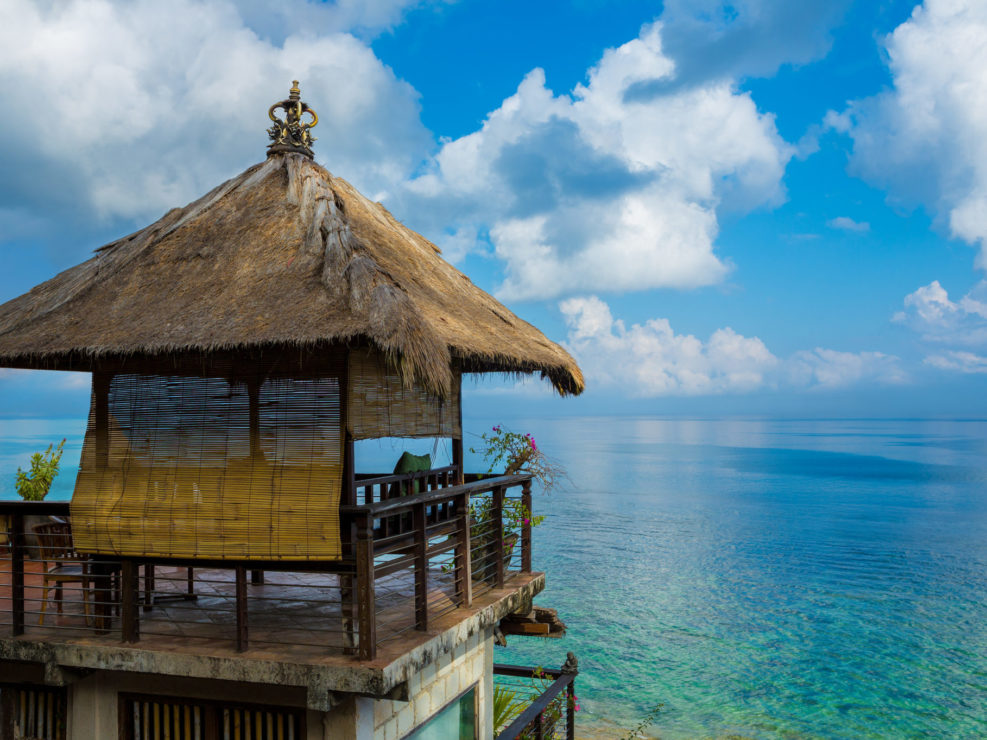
[32,522,90,625]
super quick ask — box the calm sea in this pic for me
[3,416,987,738]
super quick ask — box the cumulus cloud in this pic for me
[893,280,987,345]
[785,348,906,388]
[924,350,987,374]
[397,22,793,300]
[835,0,987,266]
[827,216,870,232]
[234,0,448,42]
[0,0,431,240]
[560,297,903,397]
[657,0,851,86]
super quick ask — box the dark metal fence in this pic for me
[494,658,578,740]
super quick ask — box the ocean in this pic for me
[3,416,987,738]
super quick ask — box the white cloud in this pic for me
[827,216,870,232]
[397,22,793,300]
[234,0,448,41]
[836,0,987,266]
[893,280,987,345]
[924,350,987,374]
[785,348,906,389]
[559,296,905,397]
[0,0,431,234]
[658,0,851,84]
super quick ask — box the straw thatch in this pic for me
[0,153,583,397]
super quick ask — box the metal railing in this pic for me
[494,656,579,740]
[0,473,535,660]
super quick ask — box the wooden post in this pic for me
[235,565,248,652]
[343,435,355,505]
[340,574,356,655]
[413,502,428,631]
[121,560,139,643]
[341,351,355,505]
[521,479,533,573]
[452,438,464,486]
[341,351,357,566]
[93,372,111,467]
[492,486,505,589]
[453,372,464,484]
[355,513,376,660]
[534,712,544,740]
[247,378,261,460]
[11,513,24,636]
[143,564,154,612]
[454,492,473,607]
[566,680,576,740]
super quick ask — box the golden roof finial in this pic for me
[267,81,318,158]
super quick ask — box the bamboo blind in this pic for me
[71,361,343,560]
[346,348,461,440]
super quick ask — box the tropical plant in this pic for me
[618,703,663,740]
[469,494,543,540]
[493,684,528,735]
[15,439,66,501]
[470,426,567,494]
[504,666,579,740]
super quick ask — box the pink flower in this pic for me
[523,518,530,525]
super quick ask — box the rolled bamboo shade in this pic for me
[346,348,460,440]
[71,362,343,560]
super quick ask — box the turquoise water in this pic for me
[491,418,987,738]
[3,416,987,737]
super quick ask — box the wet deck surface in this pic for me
[0,556,535,667]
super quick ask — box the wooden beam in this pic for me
[142,563,154,612]
[492,486,505,589]
[93,372,111,467]
[121,560,139,643]
[454,492,472,608]
[453,372,464,485]
[521,478,533,573]
[247,377,261,460]
[413,502,428,631]
[355,513,376,660]
[235,565,248,652]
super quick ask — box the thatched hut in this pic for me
[0,82,582,563]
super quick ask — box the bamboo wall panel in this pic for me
[71,365,343,560]
[347,348,460,440]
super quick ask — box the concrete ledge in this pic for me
[0,572,544,707]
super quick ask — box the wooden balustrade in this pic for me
[1,472,535,661]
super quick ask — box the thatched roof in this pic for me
[0,153,583,397]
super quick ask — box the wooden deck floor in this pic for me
[0,556,493,662]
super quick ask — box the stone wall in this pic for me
[56,626,496,739]
[369,627,495,740]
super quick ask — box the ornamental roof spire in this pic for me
[266,80,318,158]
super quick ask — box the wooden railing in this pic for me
[354,464,460,504]
[341,473,533,659]
[0,473,535,661]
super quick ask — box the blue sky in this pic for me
[2,0,987,418]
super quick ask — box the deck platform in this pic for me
[0,557,544,706]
